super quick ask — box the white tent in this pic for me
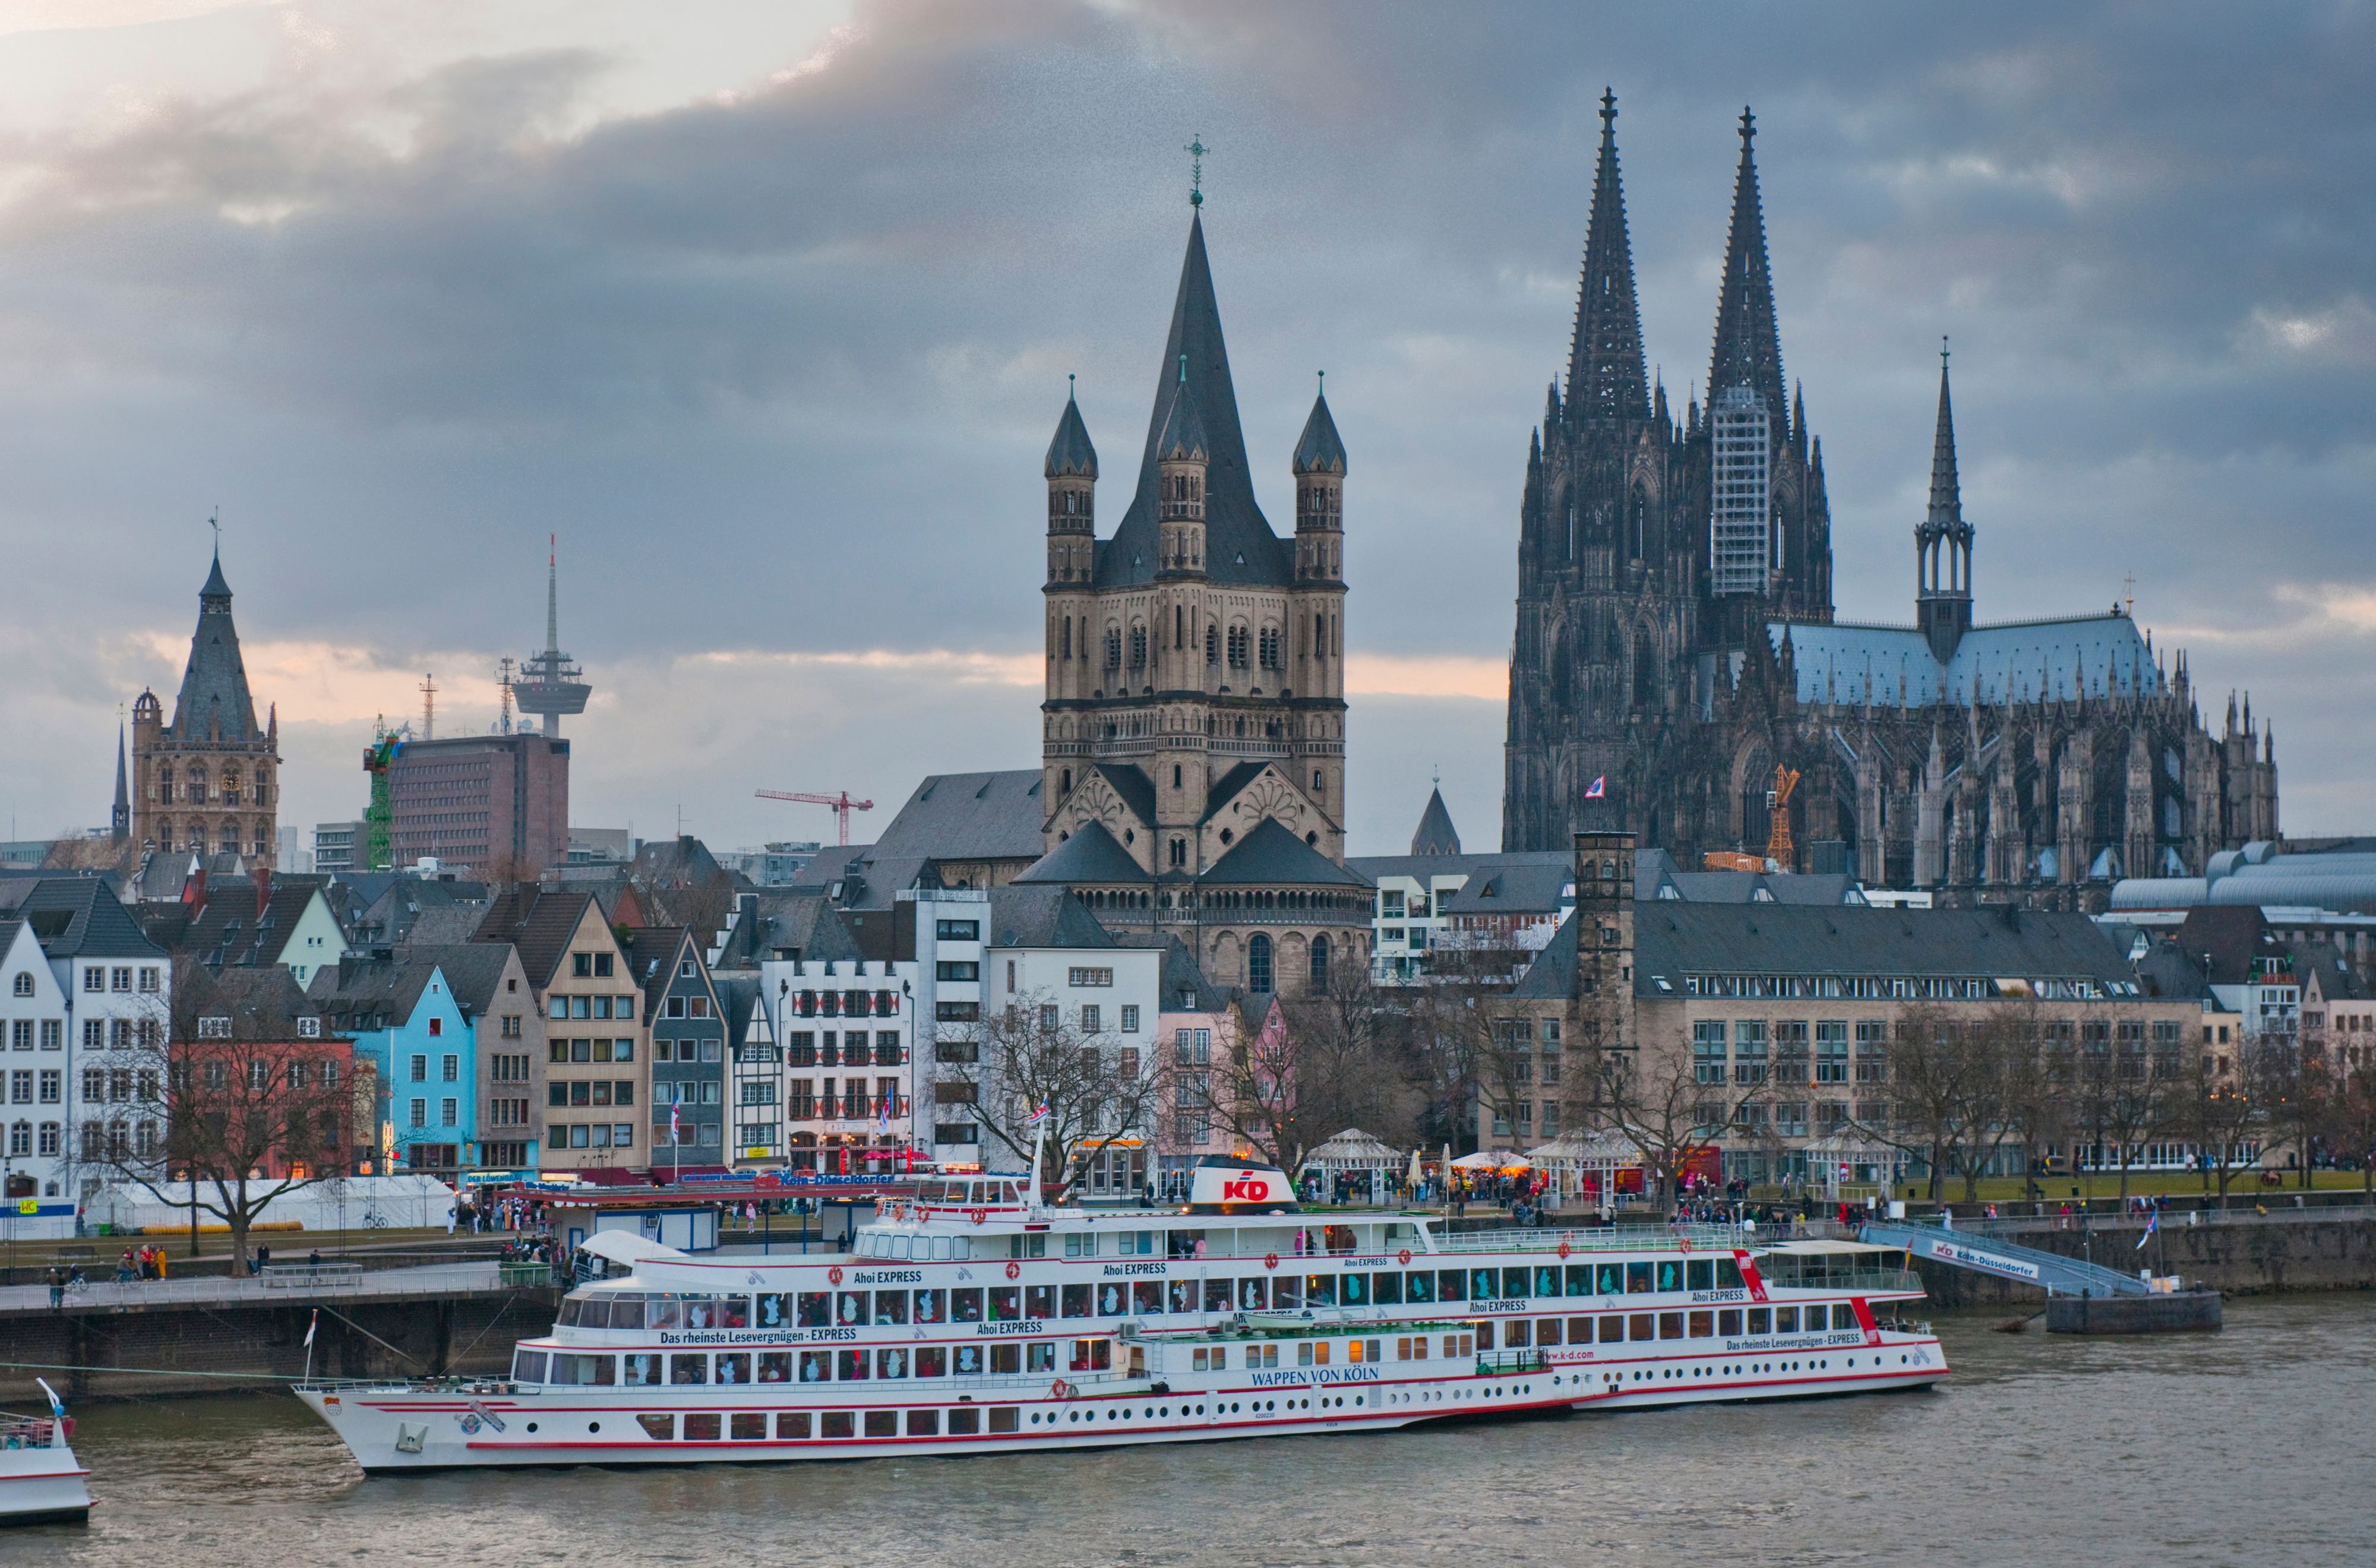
[1304,1128,1402,1199]
[1527,1130,1639,1202]
[1800,1129,1898,1199]
[1451,1150,1530,1171]
[86,1174,459,1235]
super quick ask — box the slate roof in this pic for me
[1159,937,1236,1013]
[1409,788,1461,856]
[472,886,598,988]
[1098,213,1293,590]
[872,772,1047,863]
[179,961,321,1038]
[1629,903,2139,993]
[1014,821,1148,885]
[2131,935,2213,1001]
[1439,859,1572,916]
[1660,871,1863,907]
[1508,918,1579,1001]
[1291,390,1346,476]
[0,876,168,959]
[1348,849,1569,884]
[715,973,763,1043]
[1044,392,1098,479]
[623,926,694,1007]
[356,877,488,946]
[2168,905,2274,987]
[1199,819,1370,888]
[310,942,518,1026]
[985,886,1117,950]
[171,877,331,968]
[1769,611,2160,709]
[170,549,264,742]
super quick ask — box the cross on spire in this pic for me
[1185,135,1206,208]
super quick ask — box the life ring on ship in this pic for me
[1050,1379,1072,1400]
[1396,1248,1411,1266]
[1006,1261,1022,1281]
[828,1266,844,1285]
[1556,1243,1572,1260]
[1263,1253,1279,1270]
[970,1209,988,1225]
[1679,1238,1692,1254]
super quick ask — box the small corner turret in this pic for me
[1293,375,1345,584]
[1155,353,1209,578]
[1045,378,1098,587]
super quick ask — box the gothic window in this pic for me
[187,766,207,801]
[1631,483,1648,559]
[157,821,173,849]
[1060,618,1071,659]
[1206,625,1219,665]
[1174,605,1184,648]
[1247,934,1274,995]
[1130,625,1148,670]
[1169,838,1186,869]
[1258,627,1281,669]
[1104,628,1122,672]
[1228,625,1250,669]
[1309,936,1331,993]
[1632,632,1655,708]
[1310,612,1326,663]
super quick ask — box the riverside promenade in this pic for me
[0,1255,561,1403]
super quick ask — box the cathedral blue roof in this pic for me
[1769,612,2163,708]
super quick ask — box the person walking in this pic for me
[47,1264,65,1309]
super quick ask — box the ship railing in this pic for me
[1759,1267,1926,1295]
[1474,1350,1546,1376]
[0,1414,65,1448]
[1425,1224,1746,1256]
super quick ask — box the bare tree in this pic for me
[1275,966,1427,1164]
[2254,1033,2334,1191]
[1940,1006,2043,1204]
[2073,1023,2178,1202]
[93,960,361,1264]
[2175,1039,2263,1208]
[1576,1022,1762,1209]
[963,991,1169,1200]
[1879,1007,1976,1203]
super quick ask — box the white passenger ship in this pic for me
[297,1161,1945,1471]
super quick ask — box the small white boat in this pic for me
[0,1382,91,1526]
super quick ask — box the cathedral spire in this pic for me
[1566,88,1650,426]
[1707,106,1786,429]
[1914,342,1973,664]
[112,723,129,842]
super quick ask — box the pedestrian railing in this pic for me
[0,1260,515,1314]
[1427,1224,1747,1256]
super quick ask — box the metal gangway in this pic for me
[1857,1220,2151,1298]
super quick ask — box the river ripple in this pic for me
[12,1295,2374,1567]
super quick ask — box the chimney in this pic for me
[255,865,273,920]
[182,859,207,910]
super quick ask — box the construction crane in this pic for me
[1766,764,1802,870]
[756,789,875,845]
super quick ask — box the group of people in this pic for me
[112,1245,170,1282]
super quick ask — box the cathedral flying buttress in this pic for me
[1502,94,2275,908]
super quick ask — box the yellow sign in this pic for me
[15,1199,36,1215]
[743,1147,772,1160]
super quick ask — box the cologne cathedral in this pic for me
[1501,96,2277,903]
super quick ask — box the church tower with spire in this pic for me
[1028,191,1366,996]
[128,543,280,862]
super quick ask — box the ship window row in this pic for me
[554,1257,1749,1332]
[518,1303,1863,1388]
[634,1408,1024,1441]
[515,1341,1114,1386]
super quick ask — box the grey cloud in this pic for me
[1,0,2370,849]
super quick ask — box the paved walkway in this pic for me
[0,1260,527,1316]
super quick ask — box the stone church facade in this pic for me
[1502,97,2277,904]
[1020,207,1370,992]
[128,549,280,861]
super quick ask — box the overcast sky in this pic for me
[2,1,2369,859]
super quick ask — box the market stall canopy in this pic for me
[1306,1128,1401,1168]
[1451,1150,1531,1171]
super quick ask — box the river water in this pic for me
[14,1296,2374,1567]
